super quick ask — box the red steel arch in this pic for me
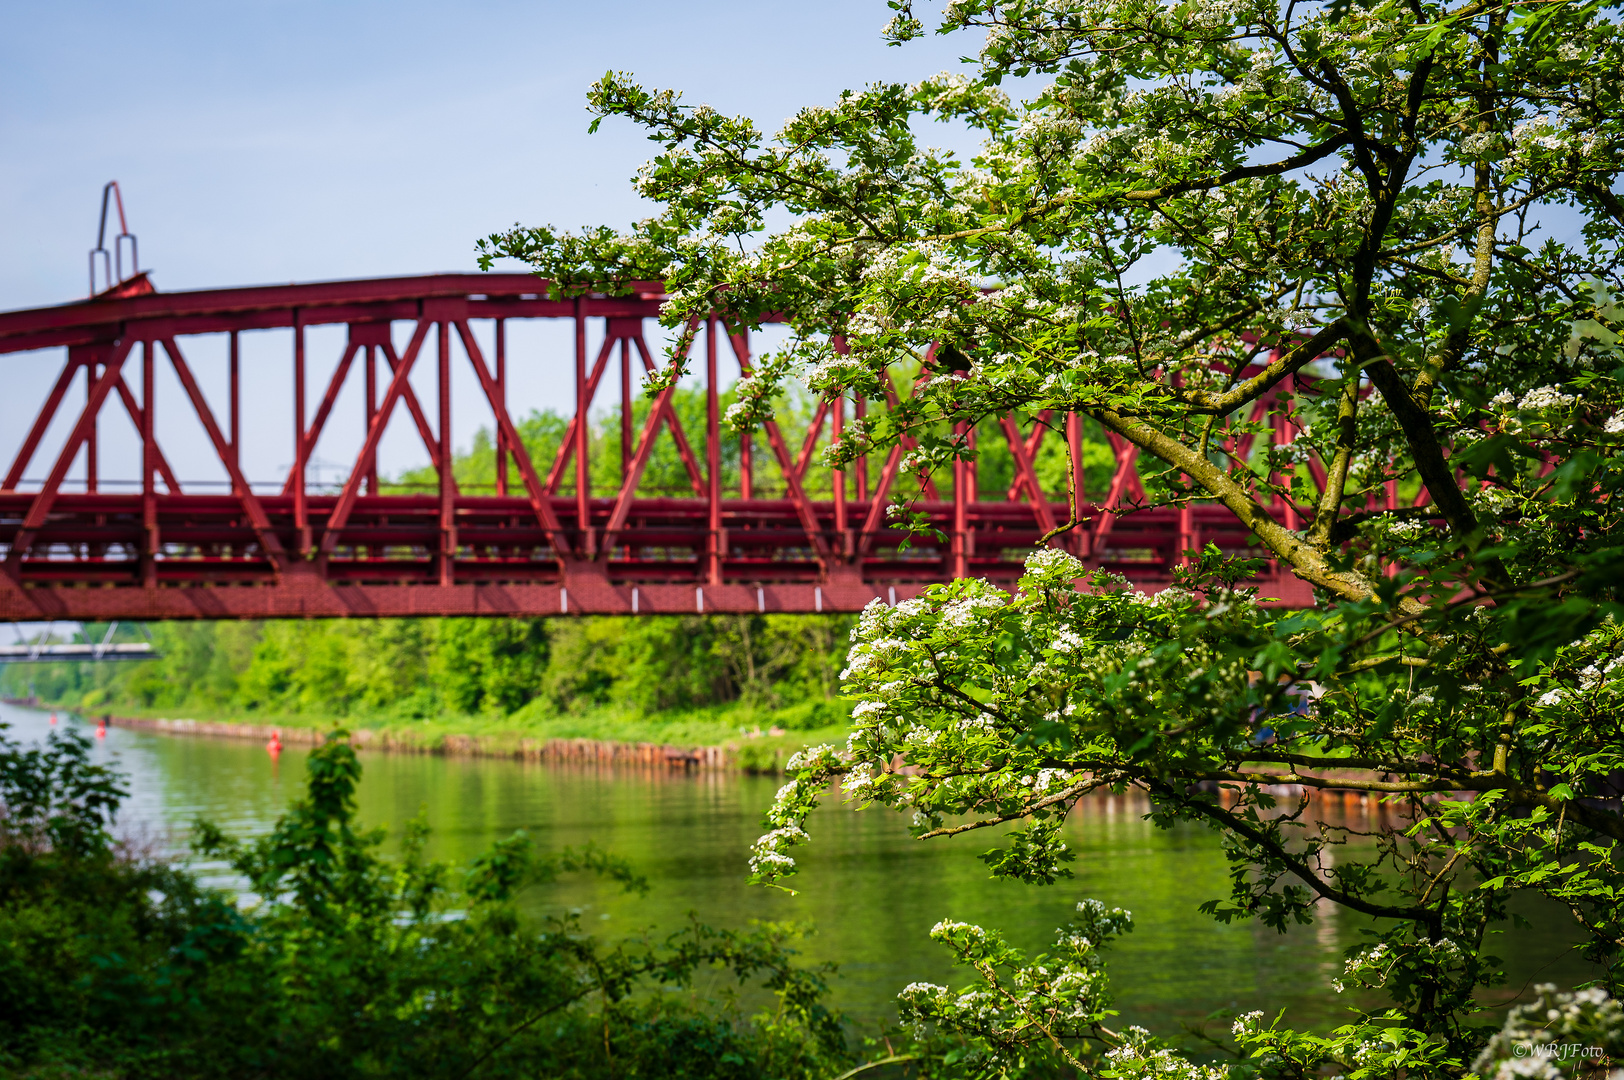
[0,273,1314,621]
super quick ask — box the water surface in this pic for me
[1,702,1590,1037]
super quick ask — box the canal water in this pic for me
[0,701,1592,1038]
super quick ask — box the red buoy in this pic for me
[48,712,57,726]
[267,729,282,756]
[96,718,107,739]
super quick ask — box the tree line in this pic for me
[3,613,853,728]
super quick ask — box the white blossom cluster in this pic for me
[1527,625,1624,718]
[1332,938,1463,993]
[746,824,808,878]
[896,900,1138,1066]
[1473,485,1521,518]
[1518,386,1579,412]
[1104,1030,1228,1080]
[747,546,1269,889]
[1474,985,1624,1080]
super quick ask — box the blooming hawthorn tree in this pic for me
[482,0,1624,1073]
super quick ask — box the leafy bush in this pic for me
[0,724,850,1079]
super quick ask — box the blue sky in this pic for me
[1,0,972,485]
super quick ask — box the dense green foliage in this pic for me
[482,0,1624,1073]
[0,725,851,1079]
[1,613,851,729]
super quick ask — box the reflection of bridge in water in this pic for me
[0,272,1313,621]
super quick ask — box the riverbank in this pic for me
[46,700,846,774]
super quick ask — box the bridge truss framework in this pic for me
[0,273,1316,621]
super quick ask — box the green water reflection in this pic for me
[1,702,1590,1034]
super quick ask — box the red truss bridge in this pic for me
[0,272,1315,621]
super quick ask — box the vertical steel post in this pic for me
[574,297,592,555]
[952,421,968,579]
[293,316,308,553]
[620,338,633,482]
[141,341,157,587]
[1383,474,1399,578]
[1276,376,1299,532]
[229,331,241,474]
[854,394,868,502]
[965,423,977,502]
[1067,411,1085,556]
[364,344,378,495]
[438,321,454,586]
[495,318,508,497]
[359,341,375,564]
[733,327,753,499]
[706,317,722,585]
[832,392,847,557]
[84,362,98,493]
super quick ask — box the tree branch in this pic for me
[1362,348,1483,545]
[1307,374,1360,546]
[1173,319,1349,415]
[1146,779,1438,926]
[1091,405,1378,604]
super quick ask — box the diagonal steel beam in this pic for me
[1092,433,1143,550]
[320,320,432,556]
[999,414,1059,538]
[882,370,940,502]
[162,338,288,569]
[858,366,948,557]
[379,339,456,493]
[856,442,907,558]
[281,340,360,496]
[453,320,573,557]
[791,398,831,482]
[1005,409,1055,501]
[544,334,615,494]
[4,356,84,492]
[112,376,180,493]
[630,333,705,496]
[600,337,697,549]
[6,341,131,572]
[1220,360,1277,466]
[728,335,832,568]
[598,385,679,550]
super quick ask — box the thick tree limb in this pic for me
[1091,405,1377,604]
[1111,134,1355,203]
[1363,350,1482,543]
[1307,374,1360,546]
[1173,319,1349,415]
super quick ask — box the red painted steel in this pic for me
[0,273,1319,621]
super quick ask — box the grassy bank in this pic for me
[2,613,856,771]
[67,697,848,773]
